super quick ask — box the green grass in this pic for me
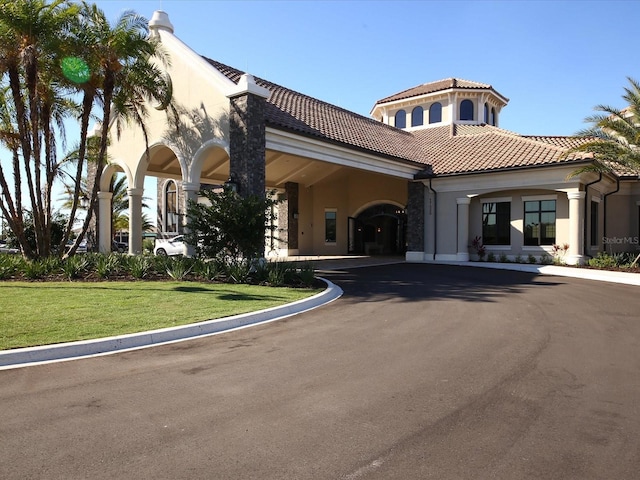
[0,281,321,350]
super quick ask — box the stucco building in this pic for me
[100,11,640,264]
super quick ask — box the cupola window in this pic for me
[429,102,442,124]
[460,99,474,121]
[395,109,406,129]
[411,106,423,127]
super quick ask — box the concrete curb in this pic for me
[417,260,640,286]
[0,277,342,370]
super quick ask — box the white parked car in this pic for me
[0,240,18,254]
[154,235,186,256]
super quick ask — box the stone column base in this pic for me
[405,251,425,262]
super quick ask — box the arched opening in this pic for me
[429,102,442,124]
[348,204,407,255]
[411,106,423,127]
[164,179,179,234]
[460,99,474,121]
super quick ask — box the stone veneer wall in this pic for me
[228,93,266,198]
[407,181,425,252]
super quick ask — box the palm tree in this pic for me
[0,0,79,257]
[68,4,175,256]
[566,77,640,177]
[59,172,152,241]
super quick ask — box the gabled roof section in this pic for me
[374,78,508,106]
[204,57,427,165]
[412,124,594,175]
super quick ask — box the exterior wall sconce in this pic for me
[292,210,299,219]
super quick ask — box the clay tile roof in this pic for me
[523,135,592,149]
[375,78,498,105]
[204,57,427,165]
[412,125,594,175]
[205,57,596,176]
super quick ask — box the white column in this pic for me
[182,182,199,256]
[127,188,143,255]
[97,191,112,254]
[456,197,471,261]
[566,191,586,265]
[449,92,457,123]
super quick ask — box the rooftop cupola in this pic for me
[371,78,509,131]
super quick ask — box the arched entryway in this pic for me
[348,204,407,255]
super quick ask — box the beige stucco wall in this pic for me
[106,31,231,190]
[469,189,570,258]
[604,184,640,254]
[421,167,619,262]
[295,170,408,255]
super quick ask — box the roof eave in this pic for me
[265,122,428,170]
[430,158,597,178]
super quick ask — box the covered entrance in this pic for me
[348,204,407,255]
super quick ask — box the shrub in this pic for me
[95,254,123,279]
[471,236,485,261]
[166,257,194,281]
[0,254,22,279]
[62,255,90,280]
[23,259,50,280]
[514,254,523,264]
[499,253,509,263]
[267,263,287,287]
[588,252,627,269]
[193,259,223,282]
[528,254,537,264]
[223,261,250,284]
[127,255,152,279]
[297,263,316,287]
[186,187,280,263]
[486,252,496,263]
[142,238,155,254]
[552,243,569,265]
[539,254,553,265]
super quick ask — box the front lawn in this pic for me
[0,281,320,350]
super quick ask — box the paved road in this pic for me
[1,264,639,479]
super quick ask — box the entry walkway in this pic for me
[280,255,640,286]
[278,255,405,271]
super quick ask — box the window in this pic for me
[491,107,496,126]
[395,110,406,129]
[484,103,489,123]
[590,201,599,246]
[165,180,179,232]
[411,106,423,127]
[325,210,337,243]
[482,202,511,245]
[460,99,474,121]
[429,102,442,124]
[524,200,556,246]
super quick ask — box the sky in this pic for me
[94,0,640,136]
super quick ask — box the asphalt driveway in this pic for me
[1,263,639,479]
